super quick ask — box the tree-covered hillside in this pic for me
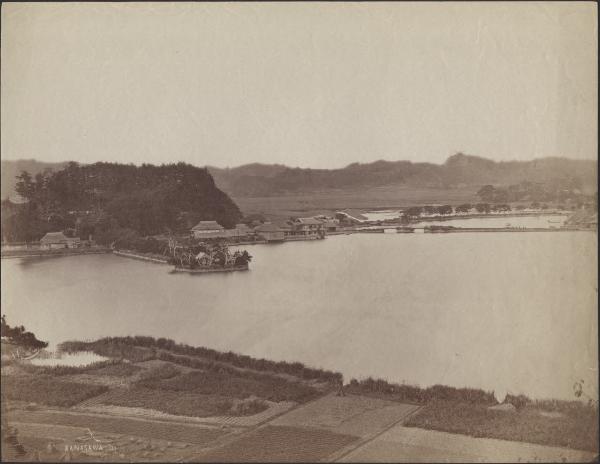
[1,162,242,243]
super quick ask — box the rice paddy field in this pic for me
[193,425,358,462]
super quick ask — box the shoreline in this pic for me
[0,247,112,259]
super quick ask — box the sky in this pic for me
[1,2,597,169]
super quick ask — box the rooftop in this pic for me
[192,221,224,231]
[254,223,283,233]
[337,209,369,221]
[295,217,324,225]
[40,232,70,243]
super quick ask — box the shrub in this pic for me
[345,378,496,405]
[505,394,530,410]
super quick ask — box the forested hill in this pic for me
[1,162,241,242]
[1,159,68,200]
[209,154,597,197]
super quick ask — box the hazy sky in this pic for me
[1,2,597,169]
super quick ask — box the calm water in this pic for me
[2,230,597,401]
[413,214,568,229]
[30,351,108,367]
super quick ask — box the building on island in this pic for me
[254,223,285,242]
[191,221,225,239]
[40,232,81,249]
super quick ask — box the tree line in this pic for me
[1,162,242,243]
[1,316,48,350]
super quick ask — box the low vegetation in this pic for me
[60,336,342,384]
[348,377,598,452]
[136,367,318,403]
[1,375,108,407]
[194,425,358,463]
[98,387,236,417]
[405,400,599,453]
[344,377,496,405]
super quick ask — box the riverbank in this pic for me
[0,247,112,259]
[2,336,597,461]
[112,250,169,264]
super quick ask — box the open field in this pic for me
[270,393,419,438]
[338,424,598,463]
[232,186,478,217]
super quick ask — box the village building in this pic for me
[191,221,226,239]
[254,223,285,242]
[322,219,340,233]
[291,217,325,238]
[272,221,294,239]
[232,223,252,237]
[40,232,81,249]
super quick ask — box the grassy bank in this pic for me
[4,337,329,419]
[60,336,342,384]
[344,377,496,405]
[405,399,599,453]
[345,376,599,453]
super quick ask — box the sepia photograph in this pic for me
[0,1,598,462]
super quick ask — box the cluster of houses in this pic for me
[191,216,341,243]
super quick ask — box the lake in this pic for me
[2,230,597,401]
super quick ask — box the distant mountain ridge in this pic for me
[2,154,596,201]
[208,153,597,197]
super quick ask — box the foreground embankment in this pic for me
[2,336,597,460]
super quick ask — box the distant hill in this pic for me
[1,161,242,242]
[1,159,68,200]
[208,154,597,198]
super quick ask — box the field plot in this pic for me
[270,393,419,438]
[405,399,599,453]
[1,375,108,407]
[338,425,598,463]
[7,410,226,445]
[8,421,215,462]
[75,399,297,427]
[194,425,357,462]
